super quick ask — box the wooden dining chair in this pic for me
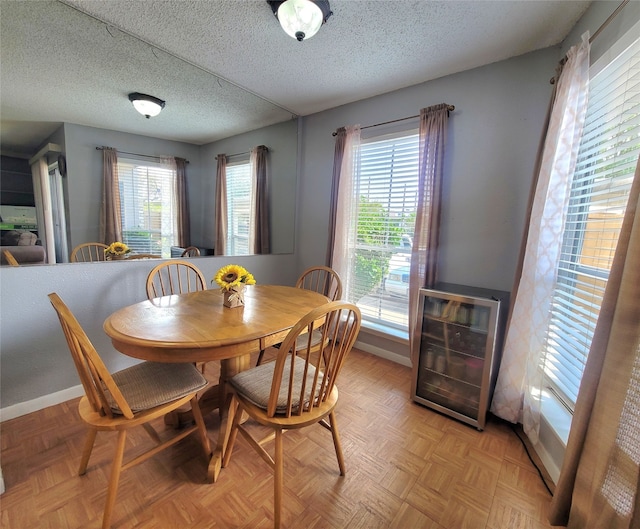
[180,246,201,257]
[295,265,343,301]
[221,300,361,529]
[70,242,109,262]
[256,265,343,365]
[145,260,206,299]
[48,293,211,529]
[146,260,209,373]
[2,249,20,266]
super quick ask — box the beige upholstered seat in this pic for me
[70,242,109,262]
[48,293,211,529]
[256,266,343,365]
[221,300,361,529]
[145,260,206,299]
[180,246,201,257]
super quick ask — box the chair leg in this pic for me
[255,349,266,366]
[328,411,346,476]
[78,428,98,475]
[102,430,127,529]
[274,429,284,529]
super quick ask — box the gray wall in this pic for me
[200,119,299,253]
[63,123,201,251]
[61,120,298,255]
[0,254,297,410]
[296,48,558,293]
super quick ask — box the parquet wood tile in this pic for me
[0,349,565,528]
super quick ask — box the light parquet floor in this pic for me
[0,349,564,528]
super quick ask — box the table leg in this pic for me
[164,353,252,428]
[207,353,251,482]
[163,383,221,428]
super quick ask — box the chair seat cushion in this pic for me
[230,358,320,414]
[108,361,208,413]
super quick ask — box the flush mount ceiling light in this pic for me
[128,92,165,118]
[267,0,332,42]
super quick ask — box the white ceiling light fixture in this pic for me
[128,92,166,118]
[267,0,332,42]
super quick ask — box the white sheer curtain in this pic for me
[329,126,361,287]
[491,33,591,442]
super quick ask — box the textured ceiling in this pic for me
[1,0,591,156]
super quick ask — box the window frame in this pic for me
[541,33,640,412]
[346,128,420,334]
[116,156,178,258]
[225,158,253,256]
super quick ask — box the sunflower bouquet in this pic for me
[104,241,131,259]
[213,264,256,307]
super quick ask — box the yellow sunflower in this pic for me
[213,264,256,291]
[105,242,131,255]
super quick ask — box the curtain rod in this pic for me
[551,0,629,84]
[331,105,455,136]
[95,146,189,163]
[590,0,629,44]
[215,147,269,161]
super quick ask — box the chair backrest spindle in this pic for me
[266,301,360,418]
[295,266,342,301]
[146,260,206,299]
[70,242,109,262]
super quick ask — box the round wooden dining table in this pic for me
[103,284,330,481]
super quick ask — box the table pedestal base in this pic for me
[163,384,222,427]
[159,354,251,482]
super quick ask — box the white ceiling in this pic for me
[0,0,591,156]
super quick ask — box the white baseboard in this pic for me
[355,340,412,367]
[0,385,84,422]
[531,435,561,485]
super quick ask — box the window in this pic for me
[345,130,420,332]
[225,159,253,255]
[542,36,640,409]
[118,158,177,257]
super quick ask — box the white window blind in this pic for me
[347,130,419,330]
[543,36,640,408]
[226,160,253,255]
[117,158,177,257]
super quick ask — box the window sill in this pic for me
[540,389,571,446]
[360,320,409,344]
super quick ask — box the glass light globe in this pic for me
[277,0,323,41]
[132,99,163,118]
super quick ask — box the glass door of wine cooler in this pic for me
[411,284,508,430]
